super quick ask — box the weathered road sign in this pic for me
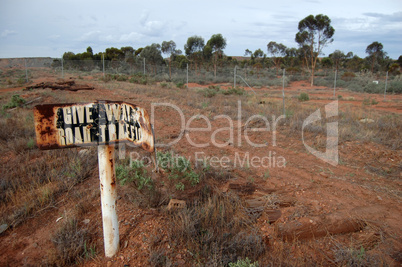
[34,101,154,152]
[34,100,155,258]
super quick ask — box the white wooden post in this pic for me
[97,145,119,257]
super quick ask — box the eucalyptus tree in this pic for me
[295,14,335,85]
[267,41,287,74]
[329,50,346,71]
[206,34,227,77]
[162,40,180,79]
[184,35,205,73]
[140,43,164,74]
[366,41,386,73]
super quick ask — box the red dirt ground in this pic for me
[0,77,401,266]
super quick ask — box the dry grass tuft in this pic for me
[168,192,265,265]
[48,218,96,266]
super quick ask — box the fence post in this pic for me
[234,66,237,88]
[24,58,28,83]
[102,53,105,77]
[384,71,388,100]
[61,57,64,79]
[186,63,189,89]
[98,145,119,257]
[282,68,286,117]
[333,69,337,98]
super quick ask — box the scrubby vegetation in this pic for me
[0,53,400,266]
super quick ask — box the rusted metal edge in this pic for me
[34,101,154,152]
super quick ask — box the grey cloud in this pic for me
[1,29,17,38]
[363,11,402,22]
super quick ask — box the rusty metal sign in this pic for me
[34,101,154,152]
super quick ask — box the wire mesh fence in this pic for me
[0,57,400,95]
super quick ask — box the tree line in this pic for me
[62,14,401,85]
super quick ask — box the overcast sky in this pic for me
[1,0,401,59]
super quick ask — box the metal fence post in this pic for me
[234,66,236,88]
[333,69,337,98]
[384,71,388,100]
[61,57,64,79]
[282,68,286,117]
[98,145,119,257]
[24,58,28,83]
[186,63,189,89]
[102,53,105,77]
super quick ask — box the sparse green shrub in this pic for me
[364,82,382,94]
[116,74,128,81]
[17,76,26,85]
[27,138,36,149]
[363,97,379,106]
[160,82,168,88]
[200,86,220,98]
[298,92,310,102]
[336,79,347,88]
[229,258,259,267]
[116,158,161,207]
[223,87,246,96]
[157,151,200,190]
[129,74,149,85]
[314,77,332,87]
[116,160,153,190]
[2,95,26,110]
[116,164,130,185]
[333,245,382,266]
[176,81,185,89]
[129,76,139,84]
[388,78,402,93]
[101,74,112,82]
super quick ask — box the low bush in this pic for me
[341,72,356,81]
[49,218,95,266]
[176,81,185,89]
[200,86,220,98]
[115,158,160,207]
[160,82,168,88]
[116,74,128,82]
[222,87,246,96]
[157,151,200,190]
[298,92,310,102]
[388,78,402,94]
[229,258,259,267]
[116,160,153,190]
[2,95,26,110]
[129,73,149,85]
